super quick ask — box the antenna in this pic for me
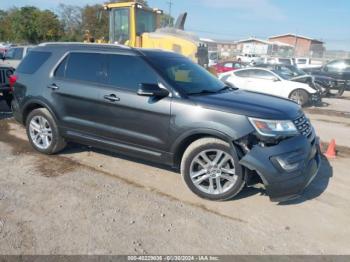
[166,0,173,26]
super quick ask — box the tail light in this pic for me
[9,75,17,92]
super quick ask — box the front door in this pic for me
[94,53,171,156]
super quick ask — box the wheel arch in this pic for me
[21,98,59,125]
[171,129,234,168]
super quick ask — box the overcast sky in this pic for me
[2,0,350,51]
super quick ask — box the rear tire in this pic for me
[26,108,66,154]
[289,89,309,107]
[180,138,245,201]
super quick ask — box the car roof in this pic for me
[35,42,181,58]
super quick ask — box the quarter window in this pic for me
[16,51,51,74]
[106,54,158,91]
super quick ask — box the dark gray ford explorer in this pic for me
[11,43,321,202]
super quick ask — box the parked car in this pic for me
[295,57,322,70]
[237,54,263,64]
[0,66,15,108]
[256,63,331,97]
[219,68,320,106]
[0,46,34,69]
[11,43,320,202]
[264,57,294,66]
[306,59,350,96]
[213,61,246,74]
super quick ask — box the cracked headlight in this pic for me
[248,118,299,137]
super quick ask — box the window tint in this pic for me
[107,54,158,91]
[234,70,251,77]
[65,53,105,83]
[54,56,69,78]
[16,51,51,74]
[250,69,276,80]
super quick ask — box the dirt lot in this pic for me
[0,95,350,255]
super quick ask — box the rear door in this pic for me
[94,53,171,154]
[48,52,107,135]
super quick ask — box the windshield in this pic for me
[273,65,306,80]
[136,9,157,36]
[150,56,226,95]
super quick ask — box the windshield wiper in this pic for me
[188,90,219,95]
[188,85,237,96]
[218,85,237,92]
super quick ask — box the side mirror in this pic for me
[137,83,169,97]
[273,77,280,82]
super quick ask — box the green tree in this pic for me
[37,10,62,42]
[58,4,83,41]
[0,10,12,41]
[81,4,109,41]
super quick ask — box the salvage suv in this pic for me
[11,43,321,202]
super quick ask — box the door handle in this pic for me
[104,94,120,102]
[47,83,59,90]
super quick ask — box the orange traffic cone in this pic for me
[324,139,336,159]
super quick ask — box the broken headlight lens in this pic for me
[248,117,299,137]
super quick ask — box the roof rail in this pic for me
[38,42,130,49]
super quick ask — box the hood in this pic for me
[189,90,302,120]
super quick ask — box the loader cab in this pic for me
[105,1,163,47]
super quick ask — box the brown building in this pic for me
[268,33,325,58]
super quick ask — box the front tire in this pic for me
[180,138,244,201]
[26,108,66,154]
[289,89,309,107]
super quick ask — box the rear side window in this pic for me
[17,51,51,74]
[65,53,105,83]
[106,54,158,91]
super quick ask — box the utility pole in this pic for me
[166,0,173,26]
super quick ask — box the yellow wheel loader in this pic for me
[103,1,209,67]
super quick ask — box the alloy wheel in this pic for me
[189,149,237,195]
[29,116,53,150]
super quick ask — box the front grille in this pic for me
[293,114,312,138]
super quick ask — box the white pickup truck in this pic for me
[295,57,322,70]
[237,54,263,64]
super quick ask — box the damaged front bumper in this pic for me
[240,133,321,202]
